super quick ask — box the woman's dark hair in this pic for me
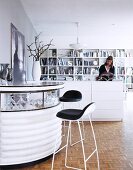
[105,56,113,67]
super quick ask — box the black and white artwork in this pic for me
[11,23,26,84]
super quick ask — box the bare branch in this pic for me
[27,33,53,61]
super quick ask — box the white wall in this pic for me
[40,35,133,49]
[21,0,133,49]
[0,0,37,80]
[35,20,133,49]
[39,23,133,49]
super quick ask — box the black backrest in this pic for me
[63,90,82,99]
[77,102,96,119]
[61,90,82,102]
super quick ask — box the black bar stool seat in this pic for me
[57,103,93,120]
[57,109,82,120]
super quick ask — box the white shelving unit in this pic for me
[125,49,133,91]
[40,48,133,91]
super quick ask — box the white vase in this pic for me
[32,61,41,81]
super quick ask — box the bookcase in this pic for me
[40,48,133,91]
[124,49,133,90]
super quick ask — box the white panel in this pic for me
[95,101,123,110]
[1,119,59,132]
[1,123,61,138]
[91,81,123,121]
[93,81,123,120]
[60,81,124,121]
[1,130,61,145]
[1,142,61,165]
[60,81,91,109]
[0,104,62,165]
[92,92,123,101]
[1,140,61,157]
[2,130,61,151]
[92,81,123,92]
[1,105,61,125]
[92,109,123,120]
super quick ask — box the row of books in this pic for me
[41,58,57,65]
[117,67,125,75]
[83,51,98,57]
[57,67,73,75]
[42,68,99,75]
[41,59,99,67]
[58,50,73,57]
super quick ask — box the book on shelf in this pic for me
[66,77,73,81]
[42,67,48,74]
[49,58,57,65]
[57,76,66,81]
[83,51,98,58]
[41,58,48,65]
[74,58,82,66]
[49,49,57,57]
[117,67,125,75]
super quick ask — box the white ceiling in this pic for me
[21,0,133,37]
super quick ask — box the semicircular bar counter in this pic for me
[0,82,64,166]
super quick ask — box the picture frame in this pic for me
[11,23,26,84]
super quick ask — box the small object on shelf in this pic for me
[93,60,98,66]
[66,76,73,81]
[68,61,73,66]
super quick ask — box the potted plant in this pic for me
[27,33,53,81]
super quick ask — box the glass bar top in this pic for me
[0,81,64,87]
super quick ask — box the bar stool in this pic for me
[59,90,84,145]
[51,102,100,170]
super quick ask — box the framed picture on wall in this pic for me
[11,23,26,84]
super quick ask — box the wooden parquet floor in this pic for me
[2,95,133,170]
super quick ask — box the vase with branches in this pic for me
[27,33,53,61]
[27,33,53,81]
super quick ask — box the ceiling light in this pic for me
[69,22,86,50]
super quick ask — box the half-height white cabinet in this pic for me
[60,81,124,121]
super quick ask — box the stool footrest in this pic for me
[70,138,84,147]
[55,145,67,155]
[85,149,97,162]
[65,165,83,170]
